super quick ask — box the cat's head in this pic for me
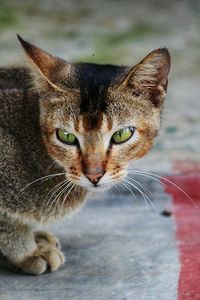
[18,35,170,192]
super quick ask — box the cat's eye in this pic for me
[56,128,78,145]
[111,127,135,144]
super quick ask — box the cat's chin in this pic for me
[86,184,112,193]
[77,181,114,193]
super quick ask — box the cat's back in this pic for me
[0,66,55,216]
[0,66,53,204]
[0,67,33,127]
[0,66,30,90]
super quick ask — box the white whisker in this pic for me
[15,172,66,200]
[45,179,70,212]
[59,183,76,216]
[47,181,72,214]
[128,169,199,210]
[120,181,137,201]
[126,175,152,195]
[46,160,58,172]
[123,179,149,208]
[123,177,156,210]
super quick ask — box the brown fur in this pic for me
[0,35,170,274]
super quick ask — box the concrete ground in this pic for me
[0,0,200,299]
[0,178,179,300]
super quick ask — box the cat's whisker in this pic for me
[123,179,149,209]
[46,179,68,199]
[47,181,73,213]
[109,179,124,197]
[45,179,70,212]
[46,186,69,213]
[128,170,166,188]
[120,180,152,209]
[54,183,74,215]
[128,169,199,210]
[126,176,155,209]
[123,178,156,210]
[126,175,152,195]
[113,184,123,201]
[46,160,58,172]
[119,181,138,202]
[115,183,123,194]
[15,172,66,200]
[72,184,78,198]
[59,183,76,216]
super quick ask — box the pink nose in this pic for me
[85,172,104,185]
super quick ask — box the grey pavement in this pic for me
[0,177,179,300]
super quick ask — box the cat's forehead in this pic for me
[53,63,129,130]
[48,63,155,131]
[71,63,127,113]
[72,63,127,88]
[74,112,112,135]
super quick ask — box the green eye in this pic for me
[111,127,135,144]
[56,128,78,145]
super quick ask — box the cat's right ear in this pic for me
[121,48,170,107]
[17,34,70,92]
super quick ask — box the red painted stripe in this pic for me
[173,161,200,175]
[164,175,200,300]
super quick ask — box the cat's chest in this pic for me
[14,180,87,223]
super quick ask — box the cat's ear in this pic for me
[17,34,70,92]
[122,48,170,107]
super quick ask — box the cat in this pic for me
[0,35,170,275]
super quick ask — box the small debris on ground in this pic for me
[161,210,172,217]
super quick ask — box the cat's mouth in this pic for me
[83,182,113,192]
[76,173,111,192]
[67,171,126,192]
[79,181,115,193]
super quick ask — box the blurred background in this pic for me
[0,0,199,173]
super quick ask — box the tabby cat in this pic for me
[0,35,170,274]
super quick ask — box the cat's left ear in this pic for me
[122,48,170,107]
[17,34,70,92]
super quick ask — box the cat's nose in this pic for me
[85,172,104,185]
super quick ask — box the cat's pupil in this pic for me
[56,128,77,145]
[111,127,135,144]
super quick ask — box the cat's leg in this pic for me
[0,220,65,275]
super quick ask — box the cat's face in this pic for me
[18,35,170,192]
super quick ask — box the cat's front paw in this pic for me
[34,231,61,249]
[20,231,65,275]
